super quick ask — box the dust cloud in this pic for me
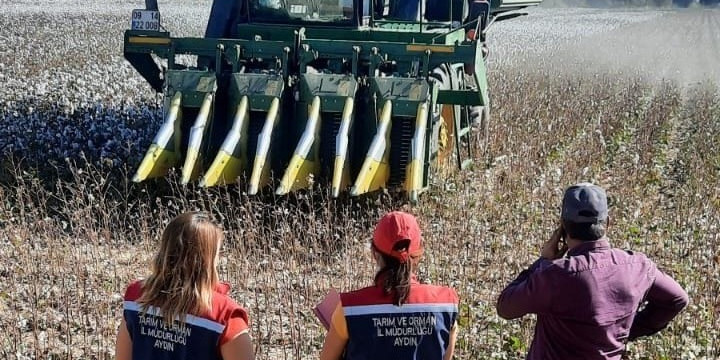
[491,8,720,87]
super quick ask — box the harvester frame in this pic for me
[124,0,539,202]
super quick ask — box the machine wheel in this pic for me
[431,63,478,175]
[431,64,455,170]
[465,71,490,155]
[471,103,490,153]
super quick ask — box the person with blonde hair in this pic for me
[115,212,254,360]
[320,211,459,360]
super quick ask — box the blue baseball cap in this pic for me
[561,183,608,223]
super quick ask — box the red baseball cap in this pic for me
[372,211,423,263]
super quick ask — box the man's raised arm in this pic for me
[496,258,554,319]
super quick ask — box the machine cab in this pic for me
[208,0,477,39]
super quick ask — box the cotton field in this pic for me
[0,1,718,359]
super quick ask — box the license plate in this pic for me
[131,9,160,31]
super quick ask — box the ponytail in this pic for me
[374,240,416,306]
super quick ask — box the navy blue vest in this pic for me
[341,283,459,360]
[124,301,225,360]
[122,281,248,360]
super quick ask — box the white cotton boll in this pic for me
[0,5,196,167]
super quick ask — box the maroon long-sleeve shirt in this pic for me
[497,238,688,359]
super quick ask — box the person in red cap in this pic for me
[319,211,459,360]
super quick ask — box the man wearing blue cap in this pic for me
[496,183,688,359]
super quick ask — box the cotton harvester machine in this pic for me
[124,0,540,202]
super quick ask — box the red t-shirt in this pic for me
[123,280,249,359]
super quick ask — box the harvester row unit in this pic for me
[124,0,540,202]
